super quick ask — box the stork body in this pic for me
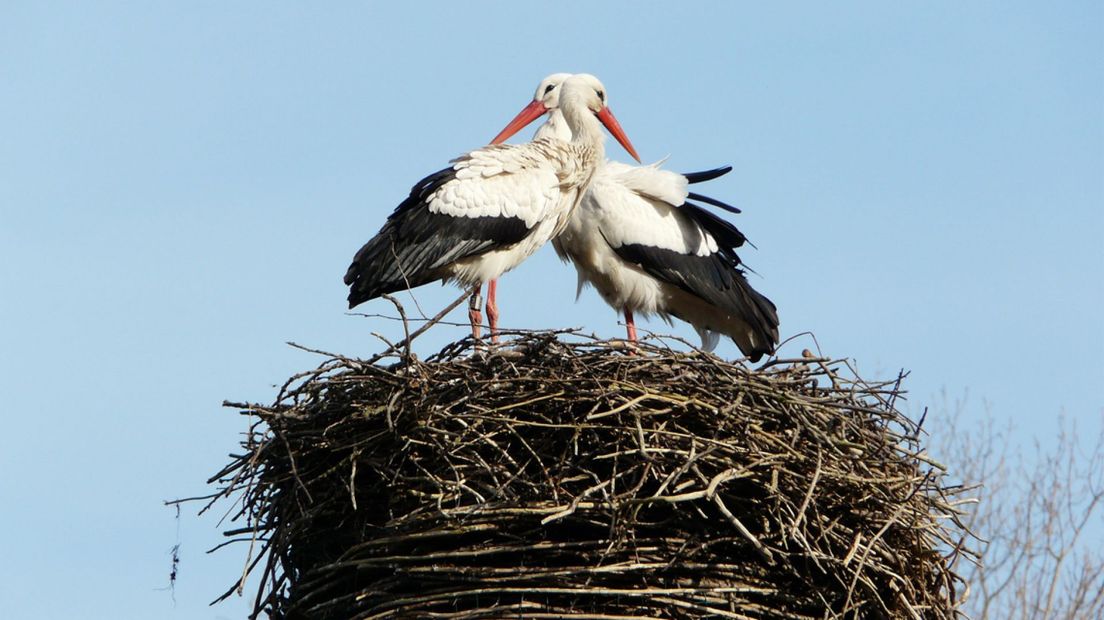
[344,75,639,340]
[500,74,779,360]
[555,159,778,359]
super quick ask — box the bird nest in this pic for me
[201,330,969,619]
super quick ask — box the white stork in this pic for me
[344,74,640,341]
[491,74,779,361]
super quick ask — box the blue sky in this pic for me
[1,3,1100,618]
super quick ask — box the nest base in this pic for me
[207,332,965,619]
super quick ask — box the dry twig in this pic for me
[194,331,969,619]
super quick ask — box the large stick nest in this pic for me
[206,331,968,619]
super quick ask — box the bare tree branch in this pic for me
[933,396,1104,620]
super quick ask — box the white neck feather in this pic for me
[534,110,572,142]
[559,87,605,153]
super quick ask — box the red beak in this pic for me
[597,107,641,163]
[490,100,548,145]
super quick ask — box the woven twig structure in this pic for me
[205,331,968,619]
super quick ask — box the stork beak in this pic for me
[597,107,641,163]
[490,100,548,145]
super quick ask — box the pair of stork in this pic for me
[344,74,779,361]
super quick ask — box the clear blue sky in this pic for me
[1,3,1100,618]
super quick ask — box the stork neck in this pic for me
[534,110,572,142]
[560,99,605,158]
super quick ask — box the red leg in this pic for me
[624,309,638,342]
[468,287,483,340]
[486,279,500,343]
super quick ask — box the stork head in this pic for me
[491,73,640,163]
[489,73,566,146]
[528,73,571,142]
[558,74,608,113]
[560,74,641,162]
[533,72,570,109]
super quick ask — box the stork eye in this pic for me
[596,90,605,102]
[543,84,555,95]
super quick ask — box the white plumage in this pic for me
[345,74,640,342]
[499,74,779,360]
[436,144,585,285]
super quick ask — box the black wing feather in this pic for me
[681,166,732,184]
[610,187,778,359]
[686,191,741,214]
[679,166,742,214]
[344,167,530,308]
[680,201,748,249]
[614,242,778,360]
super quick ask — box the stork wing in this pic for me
[588,170,777,357]
[345,148,561,307]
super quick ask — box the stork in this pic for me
[491,74,778,361]
[344,74,640,342]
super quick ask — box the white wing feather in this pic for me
[601,160,688,208]
[429,145,563,229]
[583,166,717,257]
